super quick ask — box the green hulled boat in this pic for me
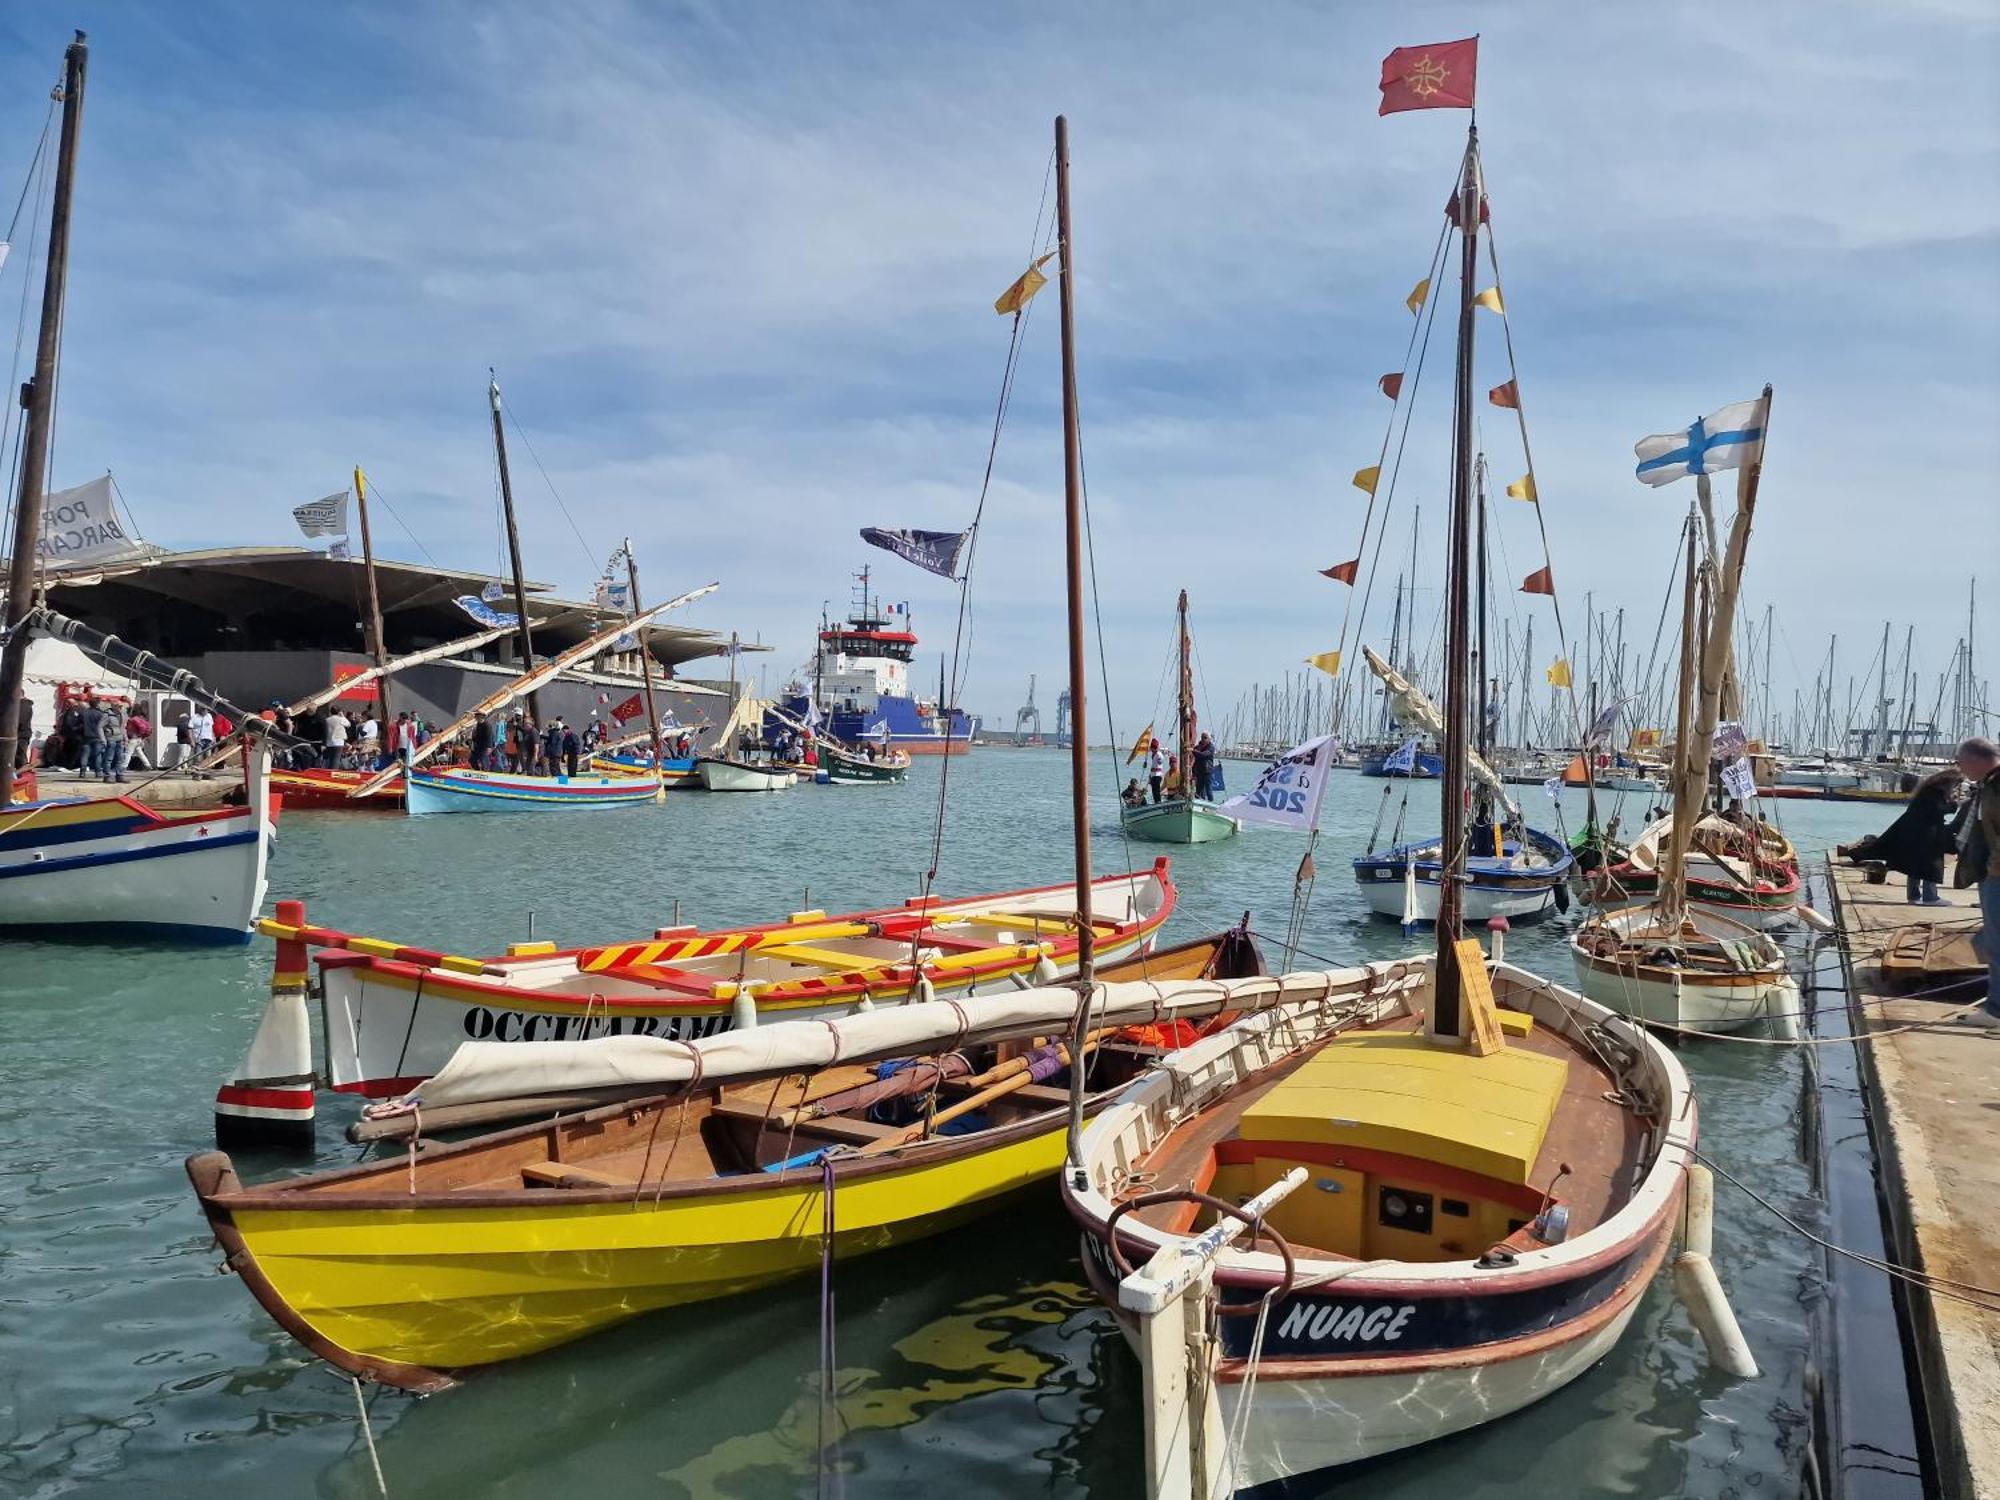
[1120,589,1238,846]
[1122,795,1240,843]
[822,743,910,784]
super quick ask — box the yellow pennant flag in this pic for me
[1125,722,1156,764]
[1405,278,1430,315]
[1473,286,1504,314]
[994,252,1056,316]
[1505,474,1537,502]
[1545,658,1572,688]
[1352,465,1380,496]
[1305,650,1342,677]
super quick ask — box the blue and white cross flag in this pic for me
[859,527,969,580]
[1634,395,1767,487]
[453,595,520,628]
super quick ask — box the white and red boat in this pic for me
[0,743,277,943]
[214,860,1175,1142]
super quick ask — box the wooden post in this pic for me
[352,465,392,733]
[622,538,664,776]
[487,373,540,718]
[0,32,88,805]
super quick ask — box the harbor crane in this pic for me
[1013,674,1042,744]
[1055,688,1072,748]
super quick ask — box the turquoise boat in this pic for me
[1120,590,1238,846]
[403,766,662,814]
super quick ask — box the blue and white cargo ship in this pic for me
[774,570,979,755]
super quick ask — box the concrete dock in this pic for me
[21,769,241,807]
[1826,858,1999,1500]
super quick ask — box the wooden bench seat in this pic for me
[521,1160,637,1189]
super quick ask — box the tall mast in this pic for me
[1385,573,1404,737]
[1432,128,1481,1037]
[623,539,663,771]
[1658,510,1700,929]
[352,465,392,730]
[1521,613,1534,750]
[1055,114,1094,987]
[1873,619,1891,759]
[487,374,540,719]
[1176,589,1194,792]
[0,32,88,805]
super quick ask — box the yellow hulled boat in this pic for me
[189,931,1263,1390]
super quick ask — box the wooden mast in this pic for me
[487,373,541,719]
[622,538,664,774]
[1056,114,1093,985]
[352,465,393,734]
[1431,127,1481,1038]
[0,32,88,806]
[1176,589,1193,804]
[1657,508,1701,931]
[1678,389,1773,838]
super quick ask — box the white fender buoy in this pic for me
[1674,1164,1757,1377]
[731,981,761,1032]
[1795,904,1836,933]
[912,974,937,1007]
[1032,952,1060,985]
[1768,979,1802,1042]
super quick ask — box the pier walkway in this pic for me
[1826,859,1998,1500]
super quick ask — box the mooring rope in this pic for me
[349,1376,390,1496]
[816,1154,844,1499]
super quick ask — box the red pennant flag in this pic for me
[1488,379,1519,409]
[1379,38,1478,115]
[610,692,645,723]
[1520,566,1555,597]
[1378,372,1403,401]
[1320,558,1361,585]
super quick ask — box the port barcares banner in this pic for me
[36,475,149,570]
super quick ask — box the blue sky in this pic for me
[0,2,1994,742]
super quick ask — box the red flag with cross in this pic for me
[1379,37,1478,115]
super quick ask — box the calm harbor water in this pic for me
[1,751,1878,1498]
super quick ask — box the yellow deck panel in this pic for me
[755,942,885,972]
[1239,1033,1567,1185]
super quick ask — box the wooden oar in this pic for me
[855,1035,1105,1156]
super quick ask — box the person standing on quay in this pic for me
[1954,737,2000,1030]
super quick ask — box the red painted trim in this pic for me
[216,1084,315,1111]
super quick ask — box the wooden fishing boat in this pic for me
[819,742,910,785]
[1571,904,1796,1032]
[403,764,663,814]
[1350,642,1573,924]
[266,765,405,809]
[1063,948,1695,1484]
[212,861,1177,1139]
[0,742,277,943]
[1353,825,1573,924]
[695,755,795,791]
[189,939,1271,1390]
[1584,810,1800,929]
[592,750,700,787]
[1122,591,1238,845]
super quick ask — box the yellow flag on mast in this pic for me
[994,253,1056,315]
[1545,658,1572,688]
[1352,465,1381,496]
[1473,287,1504,314]
[1125,722,1156,764]
[1505,474,1537,502]
[1306,650,1342,677]
[1405,278,1430,315]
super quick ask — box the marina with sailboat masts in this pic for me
[2,17,1996,1500]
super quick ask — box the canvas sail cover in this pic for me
[384,962,1427,1113]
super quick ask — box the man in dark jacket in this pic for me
[1954,737,2000,1028]
[470,714,494,771]
[561,722,581,778]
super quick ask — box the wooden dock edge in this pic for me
[1826,856,1997,1500]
